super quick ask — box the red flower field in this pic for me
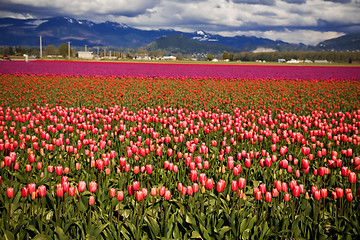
[0,63,360,239]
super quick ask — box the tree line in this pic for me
[221,51,360,63]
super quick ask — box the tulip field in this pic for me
[0,63,360,239]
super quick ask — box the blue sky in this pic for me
[0,0,359,45]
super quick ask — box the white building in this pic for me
[161,56,177,60]
[78,51,94,59]
[287,59,300,63]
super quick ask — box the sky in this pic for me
[0,0,359,45]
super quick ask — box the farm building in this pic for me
[162,56,177,60]
[78,51,93,59]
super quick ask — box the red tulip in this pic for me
[216,179,225,193]
[280,159,288,169]
[275,180,282,192]
[28,183,36,194]
[331,191,337,200]
[141,188,148,198]
[26,164,32,172]
[192,183,199,193]
[284,193,290,202]
[349,172,356,184]
[231,180,238,192]
[6,187,14,198]
[205,178,213,190]
[117,191,124,201]
[133,181,140,191]
[136,191,144,201]
[89,181,97,193]
[282,182,288,192]
[119,157,126,166]
[128,185,134,196]
[259,183,266,194]
[178,182,183,191]
[346,192,353,202]
[28,153,35,163]
[203,161,209,170]
[272,188,279,198]
[68,187,75,197]
[56,165,63,176]
[159,186,166,196]
[38,185,46,197]
[341,166,349,177]
[22,187,28,197]
[292,186,300,197]
[265,191,272,202]
[56,186,64,198]
[150,188,157,196]
[255,191,262,200]
[36,162,43,170]
[190,170,198,182]
[244,158,251,168]
[78,181,86,193]
[301,159,309,169]
[187,186,193,195]
[314,190,321,200]
[318,167,326,176]
[48,165,54,173]
[146,164,153,174]
[164,190,171,200]
[89,196,95,206]
[109,188,116,198]
[335,188,344,198]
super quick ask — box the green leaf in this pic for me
[247,214,257,230]
[33,234,52,240]
[243,229,250,240]
[217,226,231,238]
[199,222,211,240]
[46,210,54,221]
[191,231,203,239]
[3,230,15,240]
[26,224,40,235]
[260,221,270,239]
[55,226,71,240]
[90,223,109,237]
[145,216,160,237]
[240,218,249,234]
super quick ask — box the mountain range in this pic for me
[0,16,359,53]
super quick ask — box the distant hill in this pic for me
[0,16,359,54]
[317,33,360,51]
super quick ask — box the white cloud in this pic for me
[0,0,359,45]
[216,29,346,45]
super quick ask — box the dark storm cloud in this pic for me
[281,0,307,4]
[231,0,276,5]
[323,0,351,3]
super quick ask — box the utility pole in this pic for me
[39,35,42,58]
[85,45,87,52]
[97,47,99,56]
[68,42,70,59]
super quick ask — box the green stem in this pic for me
[8,198,11,230]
